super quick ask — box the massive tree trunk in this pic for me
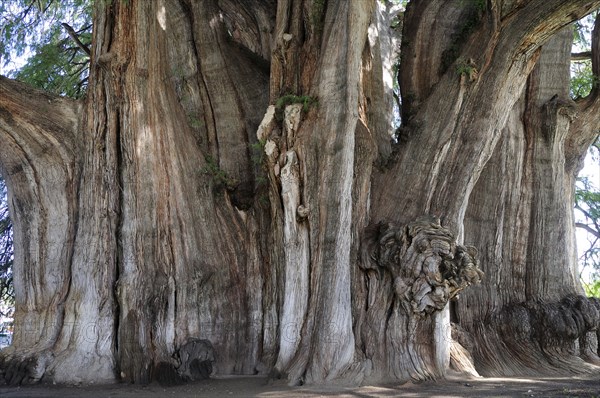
[0,0,599,387]
[457,19,600,377]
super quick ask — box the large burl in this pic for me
[363,216,483,316]
[356,216,484,382]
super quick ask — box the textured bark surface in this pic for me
[356,217,482,382]
[1,0,600,387]
[0,78,85,384]
[456,20,600,378]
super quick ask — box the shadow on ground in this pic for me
[0,374,598,397]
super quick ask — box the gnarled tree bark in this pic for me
[0,0,599,387]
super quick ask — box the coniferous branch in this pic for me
[61,22,91,56]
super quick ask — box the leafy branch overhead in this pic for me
[575,143,600,282]
[1,0,92,98]
[571,12,600,99]
[569,14,600,290]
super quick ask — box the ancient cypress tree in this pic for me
[0,0,599,385]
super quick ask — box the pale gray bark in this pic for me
[275,109,310,370]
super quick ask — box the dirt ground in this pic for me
[0,374,599,398]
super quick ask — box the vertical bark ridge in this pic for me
[264,0,377,385]
[295,0,374,384]
[186,0,256,209]
[524,28,580,300]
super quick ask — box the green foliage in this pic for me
[275,94,318,112]
[455,58,478,80]
[584,279,600,298]
[576,179,600,222]
[572,12,597,50]
[250,139,267,167]
[576,175,600,269]
[1,0,92,98]
[274,94,318,121]
[0,178,14,318]
[188,116,203,129]
[570,60,597,99]
[570,13,599,100]
[13,36,90,98]
[571,15,600,288]
[202,156,237,192]
[379,0,408,30]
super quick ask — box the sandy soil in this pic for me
[1,374,599,397]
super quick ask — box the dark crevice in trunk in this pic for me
[181,0,219,161]
[113,107,124,377]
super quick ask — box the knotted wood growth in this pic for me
[357,216,482,382]
[363,217,482,315]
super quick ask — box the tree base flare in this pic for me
[0,352,50,386]
[463,296,600,377]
